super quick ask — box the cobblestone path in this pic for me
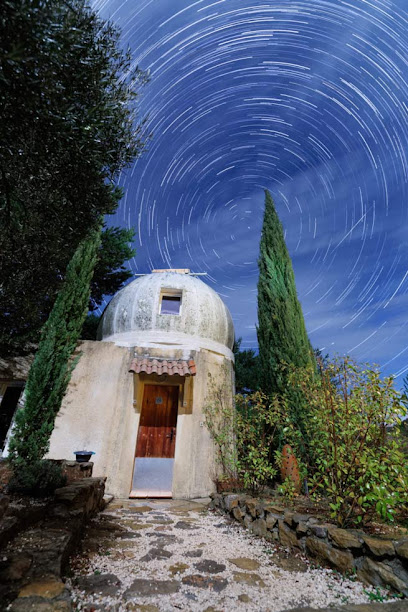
[68,498,393,611]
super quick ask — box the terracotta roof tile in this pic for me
[129,357,196,377]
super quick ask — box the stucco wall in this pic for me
[48,340,235,499]
[47,341,136,497]
[172,349,234,499]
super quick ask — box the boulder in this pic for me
[362,535,395,558]
[357,557,408,596]
[306,536,354,573]
[278,520,300,549]
[327,526,362,550]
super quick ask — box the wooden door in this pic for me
[135,385,179,458]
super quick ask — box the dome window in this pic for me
[160,290,182,315]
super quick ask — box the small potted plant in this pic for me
[74,450,95,463]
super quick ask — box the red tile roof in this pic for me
[129,357,196,377]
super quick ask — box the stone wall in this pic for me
[0,477,106,610]
[211,492,408,597]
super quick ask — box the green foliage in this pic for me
[0,0,147,355]
[257,189,315,399]
[8,460,66,497]
[90,225,136,310]
[81,314,101,340]
[233,338,260,392]
[235,392,281,493]
[277,477,297,502]
[289,357,408,527]
[8,225,102,476]
[203,368,293,494]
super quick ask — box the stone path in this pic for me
[68,499,395,611]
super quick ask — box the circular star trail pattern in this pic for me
[94,0,408,383]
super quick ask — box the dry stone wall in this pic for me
[211,492,408,597]
[0,477,106,610]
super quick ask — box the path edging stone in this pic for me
[211,492,408,597]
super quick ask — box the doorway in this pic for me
[130,384,179,497]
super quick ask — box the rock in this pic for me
[238,594,251,603]
[292,513,310,525]
[284,511,295,527]
[357,557,408,596]
[0,516,19,548]
[185,550,203,558]
[306,537,354,573]
[194,559,226,573]
[251,518,267,538]
[265,513,279,530]
[0,553,32,581]
[174,521,198,530]
[181,574,228,592]
[232,572,266,587]
[168,562,189,575]
[363,535,395,558]
[0,493,9,519]
[127,505,152,513]
[125,605,159,612]
[263,503,285,514]
[278,520,300,548]
[245,499,258,518]
[12,528,73,577]
[243,515,253,529]
[296,522,309,536]
[140,548,173,561]
[228,557,260,571]
[124,579,180,598]
[54,477,106,517]
[102,494,114,507]
[75,573,121,596]
[17,578,66,599]
[232,506,244,521]
[224,494,239,511]
[395,539,408,560]
[327,526,362,550]
[121,522,156,530]
[9,598,70,611]
[309,524,328,539]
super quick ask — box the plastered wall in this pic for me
[48,340,235,499]
[47,340,136,497]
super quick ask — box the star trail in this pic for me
[93,0,408,386]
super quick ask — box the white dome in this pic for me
[97,272,234,351]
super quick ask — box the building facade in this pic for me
[47,270,235,499]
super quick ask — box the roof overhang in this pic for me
[129,357,197,377]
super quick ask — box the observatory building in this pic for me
[47,269,235,499]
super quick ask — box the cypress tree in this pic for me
[257,190,314,398]
[8,224,102,484]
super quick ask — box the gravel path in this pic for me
[68,498,391,611]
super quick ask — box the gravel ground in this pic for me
[68,498,392,611]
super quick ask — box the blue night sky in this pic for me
[93,0,408,386]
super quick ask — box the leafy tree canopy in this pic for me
[0,0,147,355]
[90,225,135,311]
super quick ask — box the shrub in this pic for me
[289,357,408,527]
[9,460,66,497]
[203,368,299,494]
